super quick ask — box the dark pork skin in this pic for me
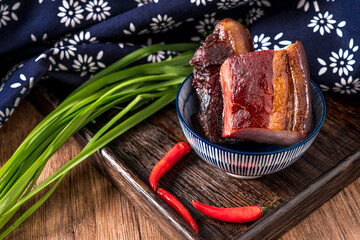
[220,41,312,146]
[190,18,254,143]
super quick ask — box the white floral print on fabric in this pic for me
[190,36,202,42]
[319,84,330,92]
[1,63,24,82]
[252,32,292,51]
[50,31,98,62]
[245,0,271,7]
[335,21,346,37]
[35,53,47,62]
[134,0,159,6]
[195,12,218,35]
[68,31,98,45]
[85,0,111,22]
[317,57,327,76]
[317,39,357,77]
[150,14,180,33]
[57,0,84,28]
[253,33,271,51]
[13,97,21,108]
[147,50,165,63]
[72,51,105,77]
[0,2,20,29]
[245,7,264,25]
[0,107,15,128]
[48,55,69,71]
[123,23,136,35]
[31,33,48,42]
[134,0,153,7]
[117,42,136,48]
[329,48,355,76]
[217,0,245,10]
[10,74,34,96]
[138,28,150,35]
[333,76,360,95]
[143,38,165,63]
[190,0,212,6]
[297,0,320,12]
[349,38,359,52]
[318,49,355,77]
[52,41,77,60]
[308,11,345,37]
[272,32,292,50]
[166,49,179,58]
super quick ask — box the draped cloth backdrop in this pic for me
[0,0,359,128]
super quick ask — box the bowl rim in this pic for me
[175,73,326,155]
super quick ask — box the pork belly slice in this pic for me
[220,41,312,146]
[190,18,254,143]
[190,18,254,69]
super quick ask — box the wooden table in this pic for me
[1,98,360,240]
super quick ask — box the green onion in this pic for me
[0,43,197,238]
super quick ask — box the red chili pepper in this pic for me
[157,188,199,233]
[149,142,190,192]
[192,198,278,223]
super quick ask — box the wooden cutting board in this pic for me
[30,81,360,240]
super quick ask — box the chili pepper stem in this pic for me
[260,197,279,215]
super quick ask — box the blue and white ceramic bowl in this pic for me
[176,74,326,179]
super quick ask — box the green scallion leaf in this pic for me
[0,43,197,239]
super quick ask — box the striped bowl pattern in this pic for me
[176,74,326,178]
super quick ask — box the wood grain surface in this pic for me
[1,98,360,239]
[73,88,360,239]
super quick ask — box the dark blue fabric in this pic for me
[0,0,359,127]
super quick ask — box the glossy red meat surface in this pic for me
[221,51,274,132]
[190,18,253,144]
[220,41,312,146]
